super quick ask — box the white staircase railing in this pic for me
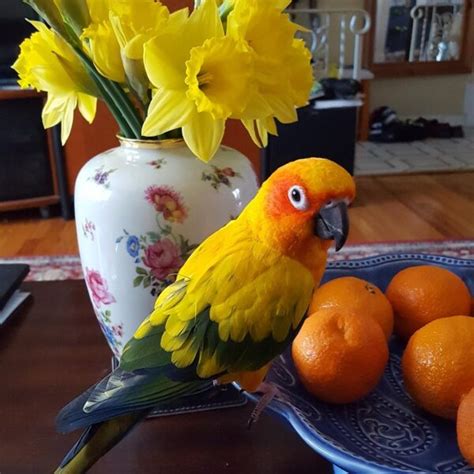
[287,8,371,81]
[409,1,465,62]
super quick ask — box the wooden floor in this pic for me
[0,172,473,257]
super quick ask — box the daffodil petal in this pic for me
[264,116,278,136]
[142,89,193,137]
[256,119,269,147]
[42,94,64,128]
[78,93,97,124]
[265,95,298,123]
[61,96,77,145]
[144,34,187,89]
[82,21,125,83]
[187,0,224,47]
[182,111,224,162]
[236,90,272,120]
[124,34,148,60]
[242,119,261,147]
[167,7,189,30]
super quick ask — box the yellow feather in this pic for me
[160,330,186,352]
[134,319,152,340]
[217,318,231,342]
[171,337,198,368]
[165,316,189,337]
[197,351,222,378]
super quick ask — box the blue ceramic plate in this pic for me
[248,254,474,474]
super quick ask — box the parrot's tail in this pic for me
[54,410,149,474]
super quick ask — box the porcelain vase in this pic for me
[75,138,258,357]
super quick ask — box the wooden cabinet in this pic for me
[0,88,70,217]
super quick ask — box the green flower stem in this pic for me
[108,80,143,137]
[75,49,139,138]
[219,1,234,21]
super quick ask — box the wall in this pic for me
[370,72,473,119]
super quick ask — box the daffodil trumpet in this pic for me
[15,0,314,161]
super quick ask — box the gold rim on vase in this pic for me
[117,136,185,150]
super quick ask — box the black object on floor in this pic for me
[413,117,464,139]
[369,106,465,143]
[0,264,30,310]
[369,106,427,143]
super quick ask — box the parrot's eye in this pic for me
[288,185,309,211]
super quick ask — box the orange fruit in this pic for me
[292,308,388,404]
[457,387,474,466]
[309,277,393,340]
[386,265,471,340]
[402,316,474,420]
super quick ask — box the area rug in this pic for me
[1,240,473,282]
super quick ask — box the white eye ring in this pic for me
[288,185,309,211]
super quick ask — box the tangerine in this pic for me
[457,387,474,466]
[309,276,393,340]
[292,308,388,404]
[402,316,474,420]
[386,265,470,339]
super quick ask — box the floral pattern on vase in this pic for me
[145,185,188,223]
[85,268,116,307]
[95,309,124,358]
[84,268,123,355]
[201,165,242,190]
[88,166,117,188]
[116,223,195,297]
[115,184,197,296]
[82,219,96,241]
[148,158,167,170]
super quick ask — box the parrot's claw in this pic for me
[247,382,280,429]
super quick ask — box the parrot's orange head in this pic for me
[242,158,356,269]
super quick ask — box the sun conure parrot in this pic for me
[55,157,356,473]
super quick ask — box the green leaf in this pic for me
[143,277,151,288]
[136,267,147,275]
[133,276,144,287]
[57,0,91,37]
[147,231,161,242]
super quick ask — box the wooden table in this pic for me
[0,281,332,474]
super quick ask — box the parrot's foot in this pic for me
[247,382,279,429]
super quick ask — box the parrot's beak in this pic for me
[314,201,349,252]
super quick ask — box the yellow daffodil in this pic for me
[13,21,98,144]
[86,0,109,24]
[109,0,170,102]
[227,0,313,146]
[142,1,253,162]
[110,0,170,60]
[82,0,125,83]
